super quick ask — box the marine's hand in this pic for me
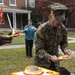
[64,49,71,56]
[6,35,13,39]
[0,35,13,46]
[51,55,62,63]
[6,36,13,42]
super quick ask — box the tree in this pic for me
[27,7,43,27]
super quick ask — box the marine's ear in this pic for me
[49,14,53,19]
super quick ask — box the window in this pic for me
[0,0,4,4]
[29,0,35,8]
[9,0,16,6]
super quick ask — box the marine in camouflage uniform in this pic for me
[34,3,71,75]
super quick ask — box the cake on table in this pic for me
[12,66,60,75]
[24,66,44,75]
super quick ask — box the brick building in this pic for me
[0,0,36,30]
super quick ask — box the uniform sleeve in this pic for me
[35,30,51,63]
[60,27,68,53]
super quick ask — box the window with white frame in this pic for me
[0,0,4,4]
[9,0,16,6]
[29,0,35,8]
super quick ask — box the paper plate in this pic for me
[12,72,24,75]
[58,55,71,60]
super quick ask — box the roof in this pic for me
[3,8,32,14]
[0,5,31,14]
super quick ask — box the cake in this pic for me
[24,66,44,75]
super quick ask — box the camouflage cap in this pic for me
[50,3,68,21]
[51,3,68,10]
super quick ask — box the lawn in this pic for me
[0,48,75,75]
[2,31,75,51]
[68,43,75,51]
[0,48,34,75]
[68,32,75,37]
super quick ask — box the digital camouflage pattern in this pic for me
[34,21,68,71]
[51,3,68,10]
[51,3,68,21]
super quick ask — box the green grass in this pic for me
[60,58,75,73]
[68,31,75,51]
[0,48,75,75]
[68,43,75,51]
[11,35,25,45]
[68,32,75,37]
[0,48,35,75]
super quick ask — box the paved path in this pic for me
[0,44,25,49]
[68,37,75,43]
[0,44,34,49]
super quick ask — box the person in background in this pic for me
[34,3,71,75]
[23,20,36,58]
[37,22,42,27]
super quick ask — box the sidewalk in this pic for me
[0,44,25,49]
[0,44,35,49]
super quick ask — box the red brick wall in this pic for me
[35,0,45,10]
[4,0,26,9]
[0,0,28,29]
[4,0,9,6]
[16,0,25,9]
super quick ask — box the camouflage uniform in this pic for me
[34,3,69,73]
[34,21,68,70]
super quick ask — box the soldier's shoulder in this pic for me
[61,23,67,28]
[37,21,49,31]
[61,23,68,31]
